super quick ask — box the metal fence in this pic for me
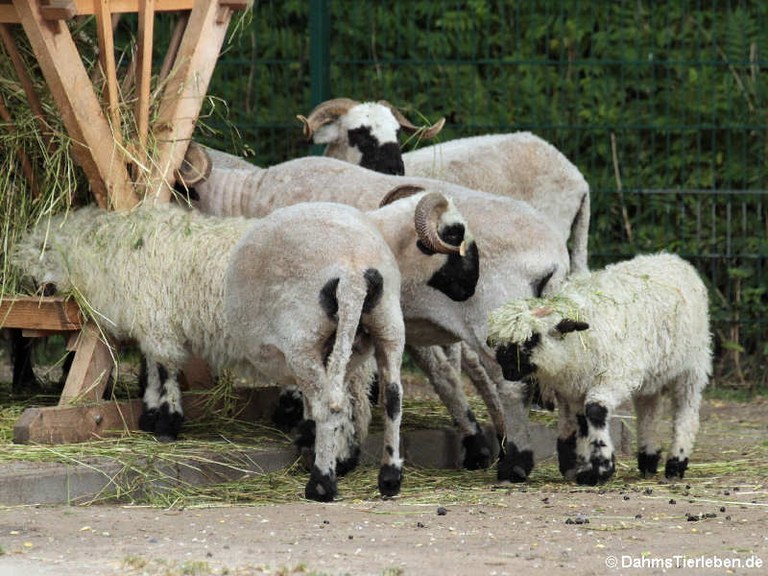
[200,1,768,384]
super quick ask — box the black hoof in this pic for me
[305,465,337,502]
[462,432,493,470]
[272,389,305,432]
[378,464,403,497]
[139,408,159,433]
[496,442,534,483]
[575,456,615,485]
[637,450,661,477]
[153,406,183,442]
[336,446,361,477]
[664,456,689,479]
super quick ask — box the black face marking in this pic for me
[348,127,405,175]
[496,441,534,482]
[384,384,401,420]
[426,241,479,301]
[319,277,340,319]
[385,445,394,457]
[576,413,589,438]
[362,268,383,313]
[556,318,590,334]
[585,402,608,429]
[531,268,556,298]
[494,334,540,381]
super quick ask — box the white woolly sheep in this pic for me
[486,252,712,485]
[179,148,572,482]
[14,202,411,502]
[299,100,589,274]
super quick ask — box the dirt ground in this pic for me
[0,395,766,576]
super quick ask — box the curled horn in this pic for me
[378,100,446,139]
[176,141,212,187]
[379,184,426,208]
[414,192,466,256]
[296,97,360,139]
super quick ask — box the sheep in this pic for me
[299,100,590,274]
[13,201,414,502]
[179,148,572,481]
[296,98,445,176]
[486,252,712,485]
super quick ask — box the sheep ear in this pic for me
[555,319,589,334]
[312,122,341,144]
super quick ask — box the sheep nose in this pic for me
[329,403,342,414]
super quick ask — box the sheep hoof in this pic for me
[497,442,534,483]
[305,466,337,502]
[272,389,305,431]
[462,432,492,470]
[637,450,662,477]
[664,457,689,479]
[336,446,361,477]
[378,464,403,497]
[575,456,615,485]
[294,419,316,470]
[138,408,159,433]
[557,434,577,477]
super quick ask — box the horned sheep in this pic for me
[13,201,417,502]
[298,98,590,273]
[179,148,572,482]
[487,253,712,485]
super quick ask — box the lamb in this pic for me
[13,201,416,502]
[179,147,572,482]
[486,252,712,485]
[299,100,590,274]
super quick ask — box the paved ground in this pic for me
[0,396,765,576]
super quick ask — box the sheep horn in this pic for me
[378,100,446,139]
[296,97,360,139]
[176,141,212,186]
[379,184,426,208]
[414,192,465,256]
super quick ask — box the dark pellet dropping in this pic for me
[724,491,730,495]
[644,488,653,495]
[437,507,448,516]
[635,514,642,519]
[565,518,575,525]
[417,522,425,528]
[725,515,732,520]
[323,520,330,524]
[686,514,699,522]
[623,495,630,501]
[669,499,676,505]
[348,535,354,540]
[720,507,726,513]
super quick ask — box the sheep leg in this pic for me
[574,399,616,485]
[460,343,507,455]
[374,343,404,498]
[138,358,184,442]
[555,393,579,479]
[496,379,534,482]
[634,393,663,477]
[665,374,704,480]
[303,383,342,502]
[407,345,492,470]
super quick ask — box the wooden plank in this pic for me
[13,0,139,210]
[58,322,114,405]
[0,297,82,331]
[0,1,201,23]
[145,0,233,201]
[135,0,155,149]
[13,399,142,444]
[94,0,121,146]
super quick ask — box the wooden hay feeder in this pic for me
[0,0,249,444]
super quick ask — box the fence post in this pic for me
[309,0,330,156]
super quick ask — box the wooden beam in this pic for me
[135,0,155,149]
[13,0,139,210]
[145,0,232,201]
[58,322,115,405]
[13,399,142,444]
[94,0,121,147]
[0,1,203,23]
[0,297,82,331]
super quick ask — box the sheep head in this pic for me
[297,98,445,176]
